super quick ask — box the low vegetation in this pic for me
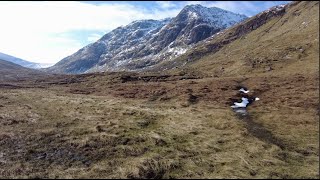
[0,70,318,178]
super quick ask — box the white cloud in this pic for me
[184,1,204,6]
[0,1,179,63]
[156,1,177,9]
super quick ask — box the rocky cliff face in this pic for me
[48,4,247,74]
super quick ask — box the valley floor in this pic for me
[0,72,318,178]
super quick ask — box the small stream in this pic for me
[231,87,286,150]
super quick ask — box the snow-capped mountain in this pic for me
[48,4,247,74]
[0,52,52,69]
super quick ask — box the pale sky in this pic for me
[0,1,289,64]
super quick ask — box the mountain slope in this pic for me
[0,52,51,69]
[48,18,171,74]
[154,1,319,78]
[48,5,247,74]
[0,59,45,82]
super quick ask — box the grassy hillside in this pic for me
[154,1,319,78]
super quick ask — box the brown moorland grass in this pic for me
[0,70,318,178]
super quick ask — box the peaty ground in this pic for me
[0,72,318,179]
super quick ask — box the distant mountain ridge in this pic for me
[48,4,247,74]
[0,52,52,69]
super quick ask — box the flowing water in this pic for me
[232,87,286,150]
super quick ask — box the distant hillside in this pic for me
[0,59,45,82]
[154,1,319,77]
[0,52,52,69]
